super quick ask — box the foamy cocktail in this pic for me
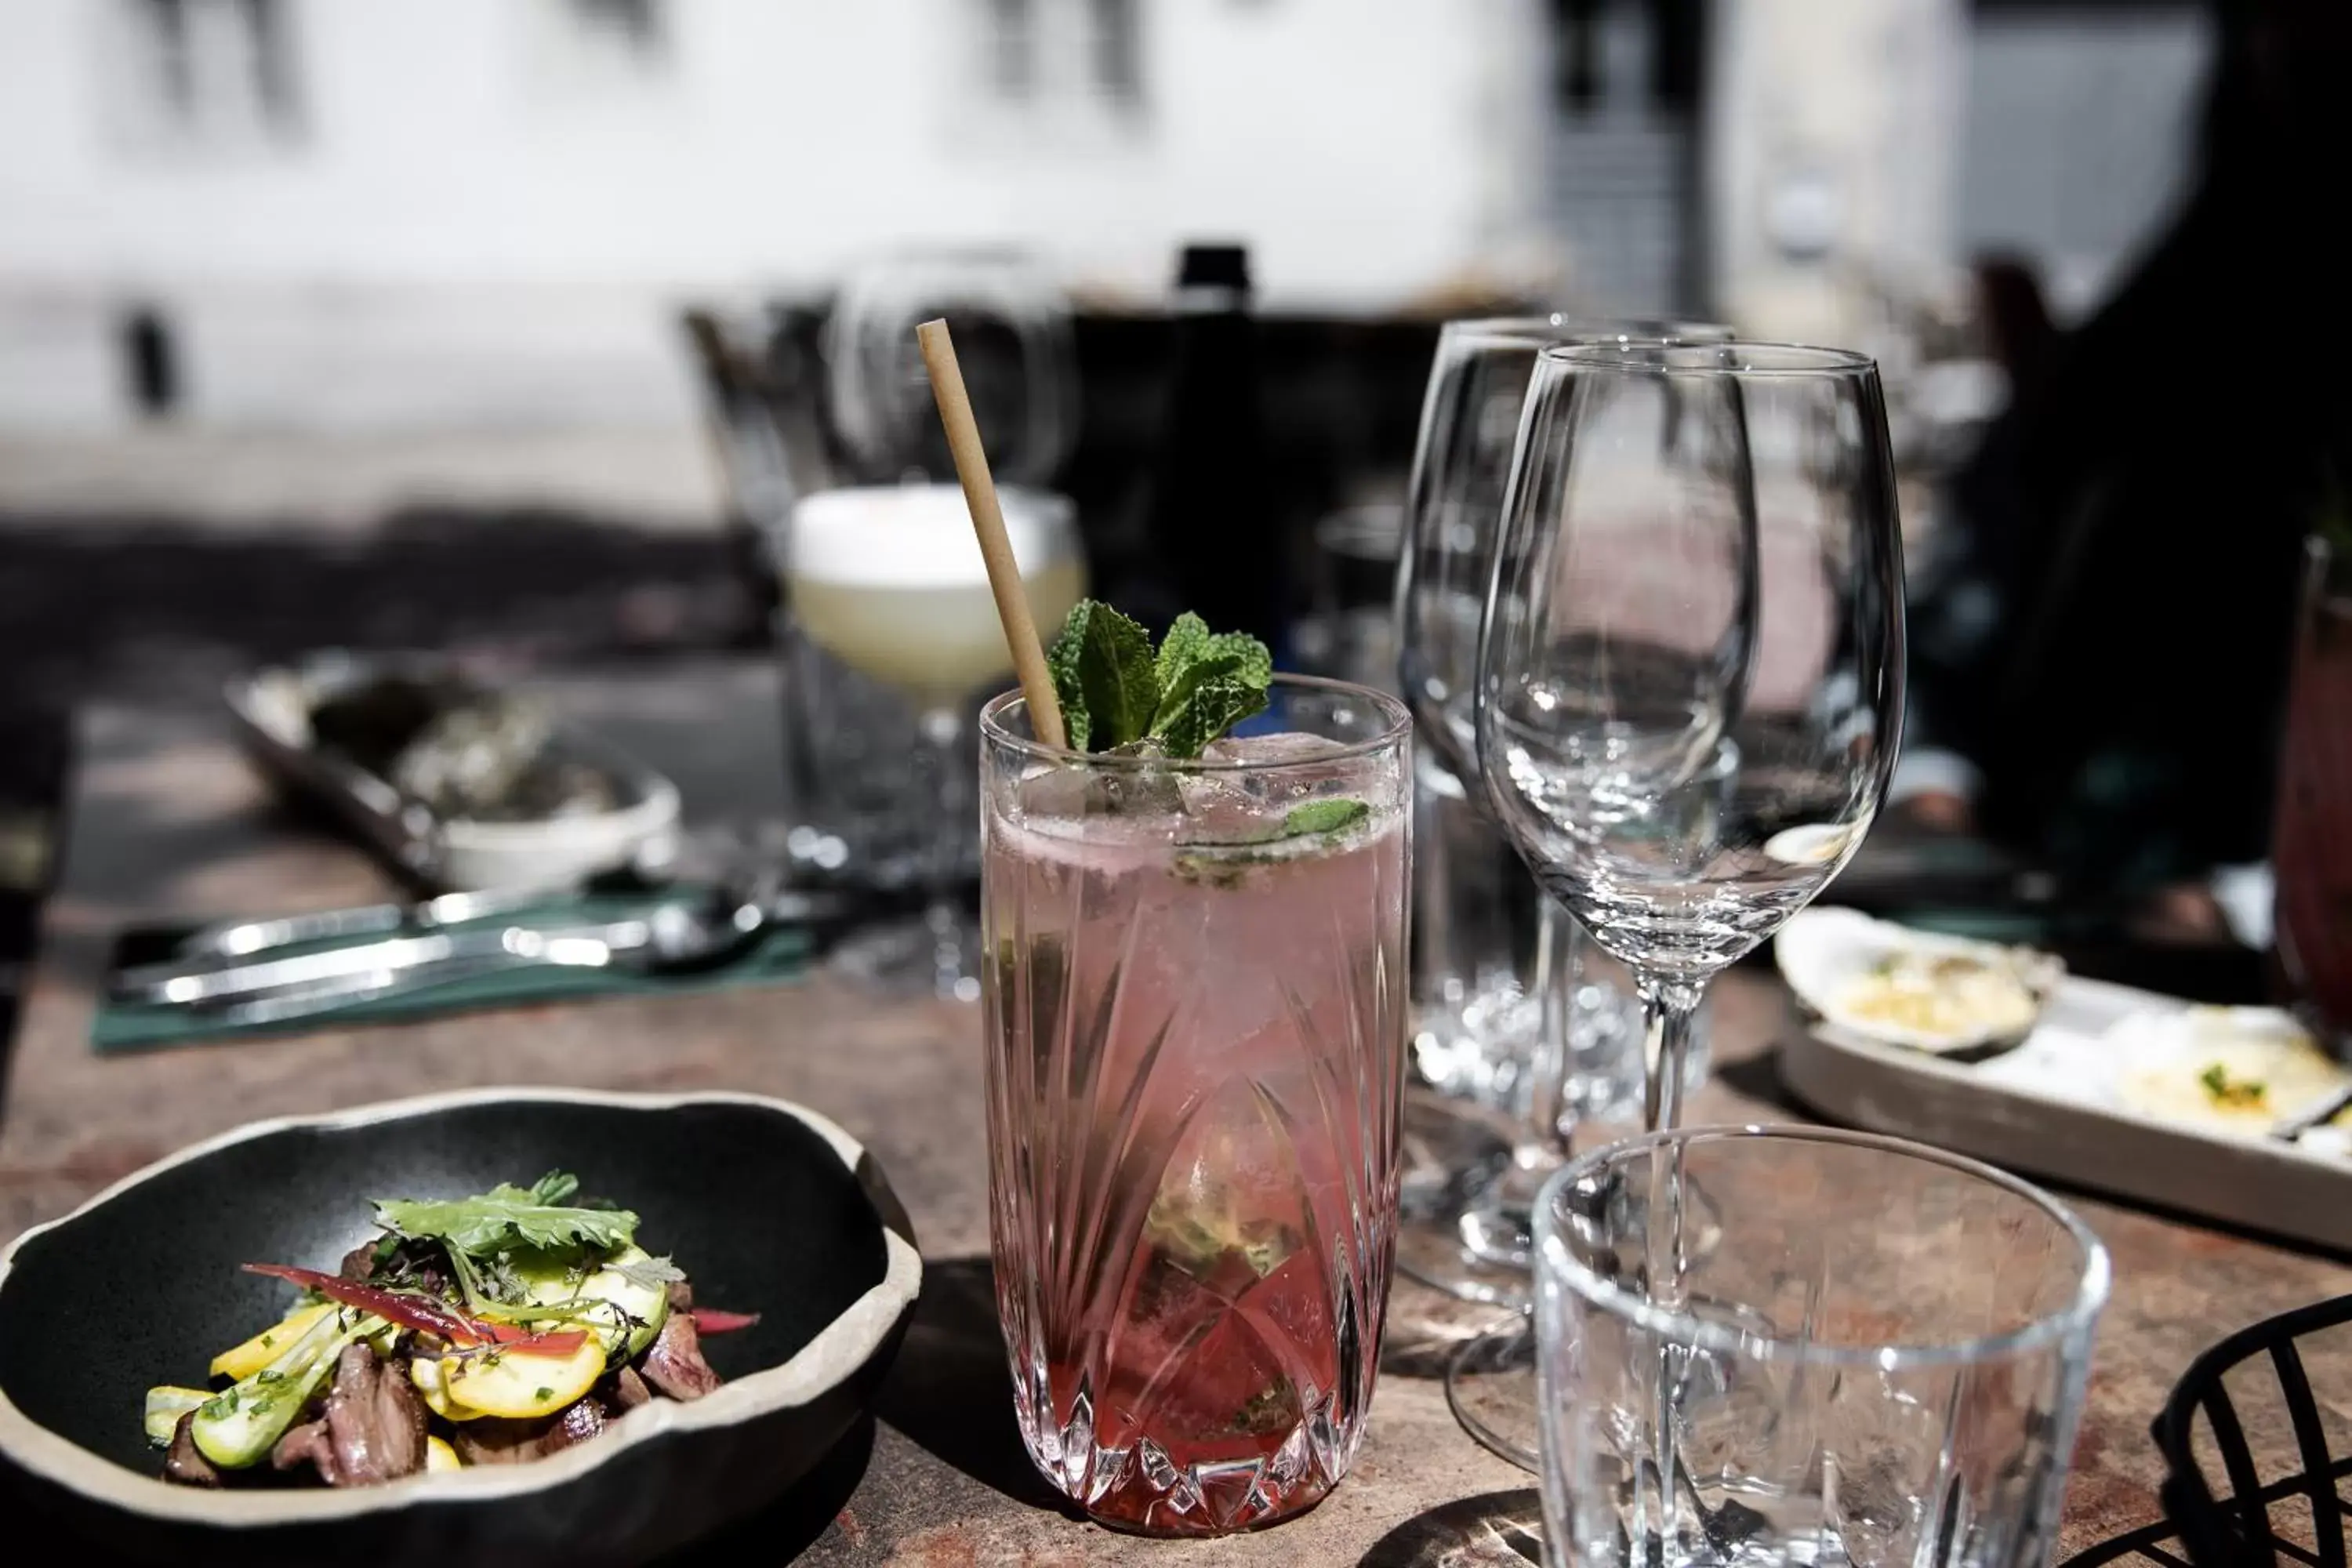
[978,666,1411,1535]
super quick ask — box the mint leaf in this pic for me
[1283,799,1369,837]
[1154,673,1269,759]
[1150,619,1272,759]
[1047,600,1158,752]
[1202,630,1272,690]
[1047,599,1273,756]
[1155,612,1215,695]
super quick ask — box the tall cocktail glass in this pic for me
[978,677,1413,1535]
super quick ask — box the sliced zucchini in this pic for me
[209,1301,336,1381]
[424,1434,463,1473]
[439,1336,605,1421]
[190,1308,376,1469]
[143,1386,211,1447]
[573,1245,672,1359]
[507,1244,671,1359]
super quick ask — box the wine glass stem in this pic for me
[1521,896,1578,1164]
[920,704,969,992]
[1636,973,1705,1134]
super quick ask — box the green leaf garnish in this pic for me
[1283,799,1370,837]
[1047,600,1272,759]
[374,1171,636,1260]
[1047,600,1160,753]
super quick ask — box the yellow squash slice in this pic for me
[408,1355,488,1422]
[209,1301,337,1381]
[439,1336,605,1421]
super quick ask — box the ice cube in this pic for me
[1200,731,1360,806]
[1200,732,1352,768]
[1016,760,1184,822]
[1174,770,1269,840]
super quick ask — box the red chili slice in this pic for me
[242,1263,588,1356]
[690,1308,761,1334]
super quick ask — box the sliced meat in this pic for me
[450,1416,555,1466]
[339,1240,381,1281]
[321,1344,428,1485]
[540,1396,608,1454]
[665,1278,695,1312]
[164,1411,222,1488]
[609,1365,653,1411]
[272,1419,340,1485]
[640,1309,722,1401]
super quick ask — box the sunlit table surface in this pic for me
[2,657,2345,1566]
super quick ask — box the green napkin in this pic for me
[92,893,813,1054]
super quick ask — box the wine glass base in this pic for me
[1394,1094,1533,1306]
[1444,1320,1541,1474]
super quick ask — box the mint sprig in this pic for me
[1047,601,1272,758]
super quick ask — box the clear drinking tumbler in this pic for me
[1533,1126,2109,1568]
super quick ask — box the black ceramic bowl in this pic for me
[0,1089,920,1566]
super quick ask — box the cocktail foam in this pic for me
[789,484,1069,590]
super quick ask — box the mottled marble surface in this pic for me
[3,666,2346,1565]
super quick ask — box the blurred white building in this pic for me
[0,0,1559,432]
[0,0,2213,435]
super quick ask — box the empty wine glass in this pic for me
[1446,340,1904,1471]
[826,249,1078,488]
[1479,339,1904,1130]
[1392,318,1726,1308]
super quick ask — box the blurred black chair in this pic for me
[2152,1292,2352,1567]
[2059,1294,2352,1567]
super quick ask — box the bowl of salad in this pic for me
[0,1088,921,1565]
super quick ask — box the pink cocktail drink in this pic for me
[979,678,1411,1535]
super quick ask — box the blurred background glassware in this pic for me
[783,482,1085,998]
[824,249,1078,488]
[684,276,1088,949]
[1397,318,1725,1115]
[2274,531,2352,1051]
[681,303,932,893]
[1291,503,1403,695]
[1531,1127,2108,1568]
[1476,339,1906,1137]
[1390,318,1722,1307]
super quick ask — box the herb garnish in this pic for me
[373,1171,636,1258]
[1281,799,1369,837]
[2198,1063,2267,1109]
[1047,602,1272,757]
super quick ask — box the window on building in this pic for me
[988,0,1036,98]
[119,0,301,149]
[1090,0,1142,104]
[567,0,666,65]
[978,0,1145,114]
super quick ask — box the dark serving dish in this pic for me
[0,1090,920,1566]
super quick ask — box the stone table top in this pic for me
[2,660,2347,1566]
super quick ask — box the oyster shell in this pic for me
[1777,907,2063,1057]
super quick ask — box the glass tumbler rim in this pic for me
[1534,1122,2112,1370]
[1541,339,1879,379]
[978,672,1412,773]
[1436,314,1734,351]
